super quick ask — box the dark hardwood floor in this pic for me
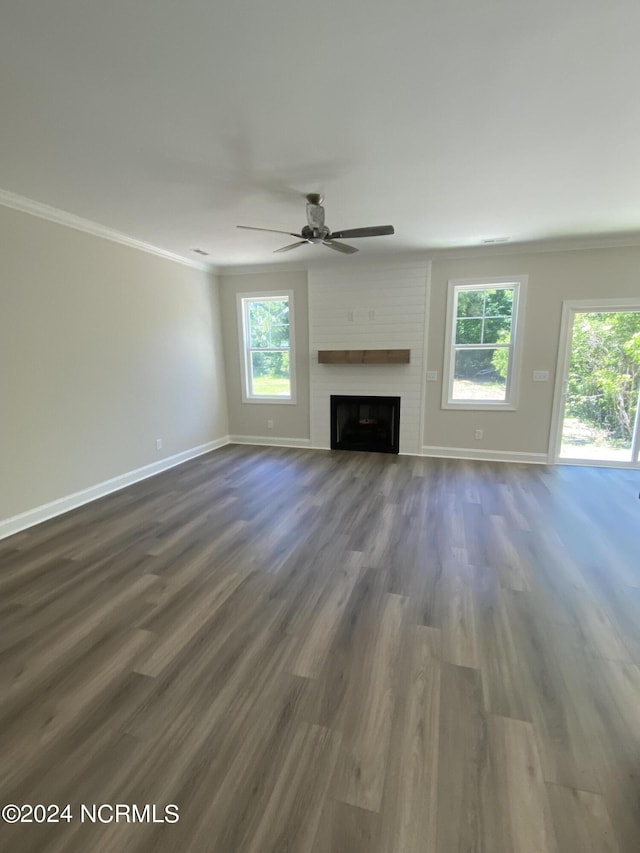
[0,444,639,852]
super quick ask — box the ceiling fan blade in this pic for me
[328,225,395,239]
[237,225,303,237]
[323,240,359,254]
[273,241,308,253]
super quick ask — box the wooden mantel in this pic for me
[318,349,410,364]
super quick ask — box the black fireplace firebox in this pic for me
[330,395,401,454]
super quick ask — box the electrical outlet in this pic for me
[267,419,274,430]
[156,438,163,450]
[426,370,438,381]
[474,429,483,440]
[533,370,550,382]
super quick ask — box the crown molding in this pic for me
[428,232,640,260]
[0,188,218,273]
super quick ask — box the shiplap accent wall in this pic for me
[309,264,429,453]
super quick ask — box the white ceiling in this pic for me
[2,0,640,268]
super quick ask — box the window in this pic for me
[442,276,526,409]
[237,291,295,402]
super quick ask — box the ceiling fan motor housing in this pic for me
[301,224,329,242]
[306,200,326,229]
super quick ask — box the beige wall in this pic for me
[0,205,228,522]
[424,245,640,455]
[219,270,310,441]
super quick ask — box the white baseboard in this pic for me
[310,443,546,463]
[421,445,550,464]
[229,434,312,449]
[0,436,231,541]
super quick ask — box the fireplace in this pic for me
[330,395,401,454]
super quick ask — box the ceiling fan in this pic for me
[237,193,395,254]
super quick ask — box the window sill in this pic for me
[242,396,297,405]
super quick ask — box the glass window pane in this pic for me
[483,316,512,344]
[456,290,484,318]
[452,348,508,401]
[456,318,482,344]
[247,298,290,349]
[560,310,640,462]
[484,288,514,317]
[249,301,270,327]
[249,322,269,348]
[248,302,270,348]
[243,295,293,398]
[270,323,289,347]
[250,351,290,397]
[268,300,289,323]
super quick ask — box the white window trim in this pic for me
[237,290,297,404]
[441,275,527,411]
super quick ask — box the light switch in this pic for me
[533,370,550,382]
[426,370,438,381]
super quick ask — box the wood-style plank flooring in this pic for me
[0,444,639,852]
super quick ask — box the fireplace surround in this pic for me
[330,395,401,454]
